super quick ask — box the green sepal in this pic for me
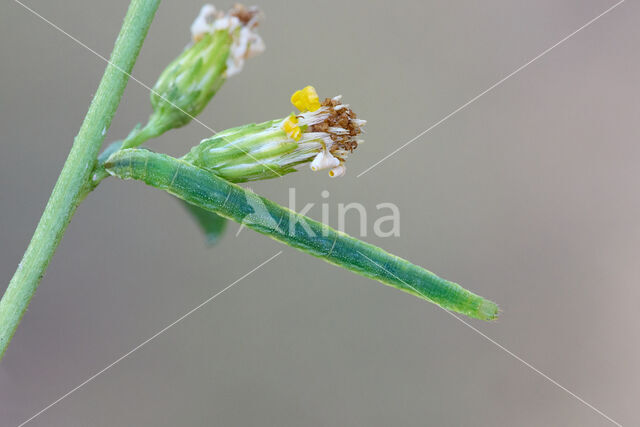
[181,120,305,183]
[120,31,231,150]
[148,31,230,129]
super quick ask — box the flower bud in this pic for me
[122,4,265,148]
[181,86,365,182]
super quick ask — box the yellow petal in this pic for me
[282,114,302,141]
[291,85,321,112]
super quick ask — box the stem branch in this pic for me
[0,0,161,359]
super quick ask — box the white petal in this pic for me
[246,33,266,58]
[310,151,340,171]
[329,165,346,178]
[225,25,265,77]
[190,4,216,40]
[213,15,240,32]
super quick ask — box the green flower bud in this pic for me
[181,86,366,182]
[122,4,265,148]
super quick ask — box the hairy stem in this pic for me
[106,149,499,321]
[0,0,161,359]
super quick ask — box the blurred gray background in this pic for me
[1,0,638,425]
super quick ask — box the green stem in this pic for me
[106,149,499,321]
[120,116,166,149]
[82,140,125,197]
[0,0,161,360]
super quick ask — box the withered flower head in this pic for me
[182,86,365,182]
[122,4,266,149]
[190,3,265,77]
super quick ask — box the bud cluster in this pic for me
[122,4,265,148]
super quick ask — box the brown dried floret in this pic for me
[308,98,363,154]
[230,4,260,26]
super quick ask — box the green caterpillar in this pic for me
[105,149,499,320]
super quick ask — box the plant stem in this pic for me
[0,0,161,360]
